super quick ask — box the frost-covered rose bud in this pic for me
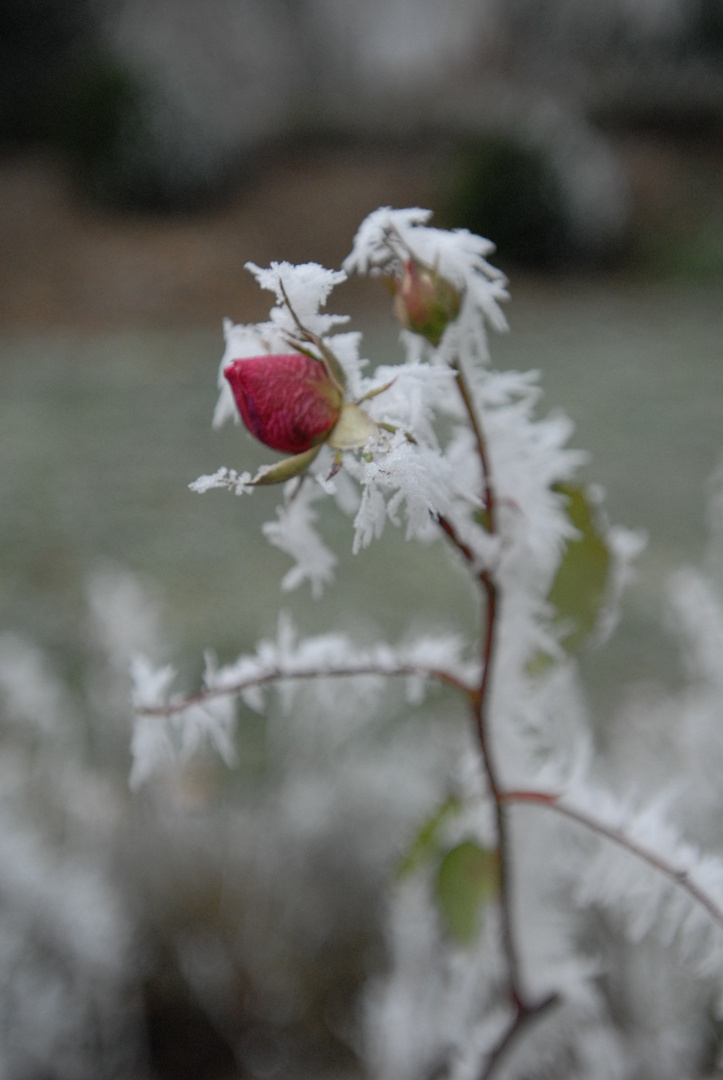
[224,353,343,454]
[392,258,461,346]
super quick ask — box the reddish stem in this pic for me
[442,362,544,1075]
[480,991,559,1080]
[453,362,495,531]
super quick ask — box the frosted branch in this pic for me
[504,790,723,932]
[135,656,477,721]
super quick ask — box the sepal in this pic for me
[327,403,379,450]
[252,445,322,485]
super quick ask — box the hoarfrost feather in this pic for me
[262,481,337,597]
[175,697,237,768]
[559,783,723,982]
[128,714,174,790]
[130,655,176,710]
[190,466,255,495]
[245,260,348,338]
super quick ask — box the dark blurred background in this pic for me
[1,0,722,324]
[1,3,722,1079]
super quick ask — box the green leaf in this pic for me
[474,506,493,533]
[434,841,499,945]
[546,482,611,655]
[396,796,461,880]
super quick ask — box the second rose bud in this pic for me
[391,258,461,347]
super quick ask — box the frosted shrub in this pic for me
[0,576,151,1080]
[132,208,723,1078]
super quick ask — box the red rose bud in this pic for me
[392,258,461,346]
[224,353,343,454]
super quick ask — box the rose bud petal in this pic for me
[224,353,343,454]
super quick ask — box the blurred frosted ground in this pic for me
[0,0,722,1077]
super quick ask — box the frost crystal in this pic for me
[189,466,255,495]
[262,481,337,596]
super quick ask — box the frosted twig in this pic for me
[135,661,476,719]
[503,790,723,931]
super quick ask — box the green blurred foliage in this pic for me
[545,483,611,663]
[434,841,499,945]
[439,134,573,270]
[396,796,462,880]
[49,52,149,204]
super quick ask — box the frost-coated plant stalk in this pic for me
[131,209,723,1078]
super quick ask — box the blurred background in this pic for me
[1,1,722,1077]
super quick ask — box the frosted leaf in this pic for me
[383,444,452,532]
[364,868,510,1080]
[262,481,337,597]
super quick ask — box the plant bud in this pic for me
[224,353,343,454]
[392,259,461,346]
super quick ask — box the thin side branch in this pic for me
[503,790,723,931]
[136,661,477,719]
